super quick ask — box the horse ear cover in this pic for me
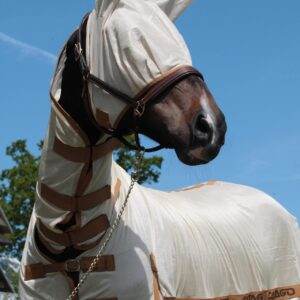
[90,0,192,95]
[95,0,193,21]
[89,0,192,125]
[145,0,193,21]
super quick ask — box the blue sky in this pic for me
[0,1,299,220]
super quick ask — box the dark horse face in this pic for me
[139,75,227,166]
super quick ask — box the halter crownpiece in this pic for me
[76,12,204,152]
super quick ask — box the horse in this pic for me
[20,1,300,299]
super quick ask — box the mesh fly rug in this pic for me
[19,1,300,299]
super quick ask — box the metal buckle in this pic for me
[65,259,81,272]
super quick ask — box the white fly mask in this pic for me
[86,0,193,128]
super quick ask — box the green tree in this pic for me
[115,141,163,185]
[0,140,40,260]
[0,139,163,260]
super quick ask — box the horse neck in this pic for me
[43,39,117,203]
[40,110,115,210]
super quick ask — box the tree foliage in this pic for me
[0,140,40,259]
[0,139,163,259]
[115,137,163,184]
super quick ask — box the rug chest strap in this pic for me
[37,215,109,247]
[150,254,163,300]
[24,255,115,281]
[53,136,120,163]
[40,181,120,212]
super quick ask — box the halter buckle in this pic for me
[65,259,81,273]
[134,101,145,118]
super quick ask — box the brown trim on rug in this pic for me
[75,163,94,197]
[164,284,300,300]
[37,215,109,248]
[24,255,115,281]
[37,229,65,255]
[150,254,300,300]
[50,92,90,146]
[113,178,122,202]
[150,254,163,300]
[40,182,111,212]
[179,181,218,192]
[95,109,112,130]
[53,136,120,163]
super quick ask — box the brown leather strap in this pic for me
[37,215,109,247]
[150,254,162,300]
[53,136,120,163]
[114,65,204,130]
[136,66,203,106]
[37,229,65,255]
[40,183,111,212]
[24,255,115,281]
[50,92,90,146]
[65,272,79,300]
[95,110,112,129]
[113,179,121,201]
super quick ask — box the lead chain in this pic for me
[66,150,145,300]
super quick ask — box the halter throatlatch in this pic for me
[75,13,204,153]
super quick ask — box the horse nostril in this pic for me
[193,114,213,146]
[196,117,210,134]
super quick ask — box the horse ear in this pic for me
[148,0,193,21]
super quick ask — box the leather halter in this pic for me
[75,13,205,152]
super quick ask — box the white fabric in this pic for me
[20,156,300,299]
[146,0,193,21]
[95,0,193,21]
[87,0,192,126]
[19,1,300,299]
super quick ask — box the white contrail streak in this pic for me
[0,32,57,64]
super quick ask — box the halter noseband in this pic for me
[75,13,204,153]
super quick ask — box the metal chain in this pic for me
[66,150,145,300]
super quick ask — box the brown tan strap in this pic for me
[24,255,115,281]
[149,255,300,300]
[37,228,65,255]
[40,183,111,212]
[135,66,203,106]
[150,254,163,300]
[38,215,109,247]
[95,110,112,129]
[113,179,121,201]
[53,136,120,163]
[36,223,102,254]
[164,284,300,300]
[65,272,79,300]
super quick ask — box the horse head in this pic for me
[86,0,227,165]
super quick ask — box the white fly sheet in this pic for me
[19,0,300,299]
